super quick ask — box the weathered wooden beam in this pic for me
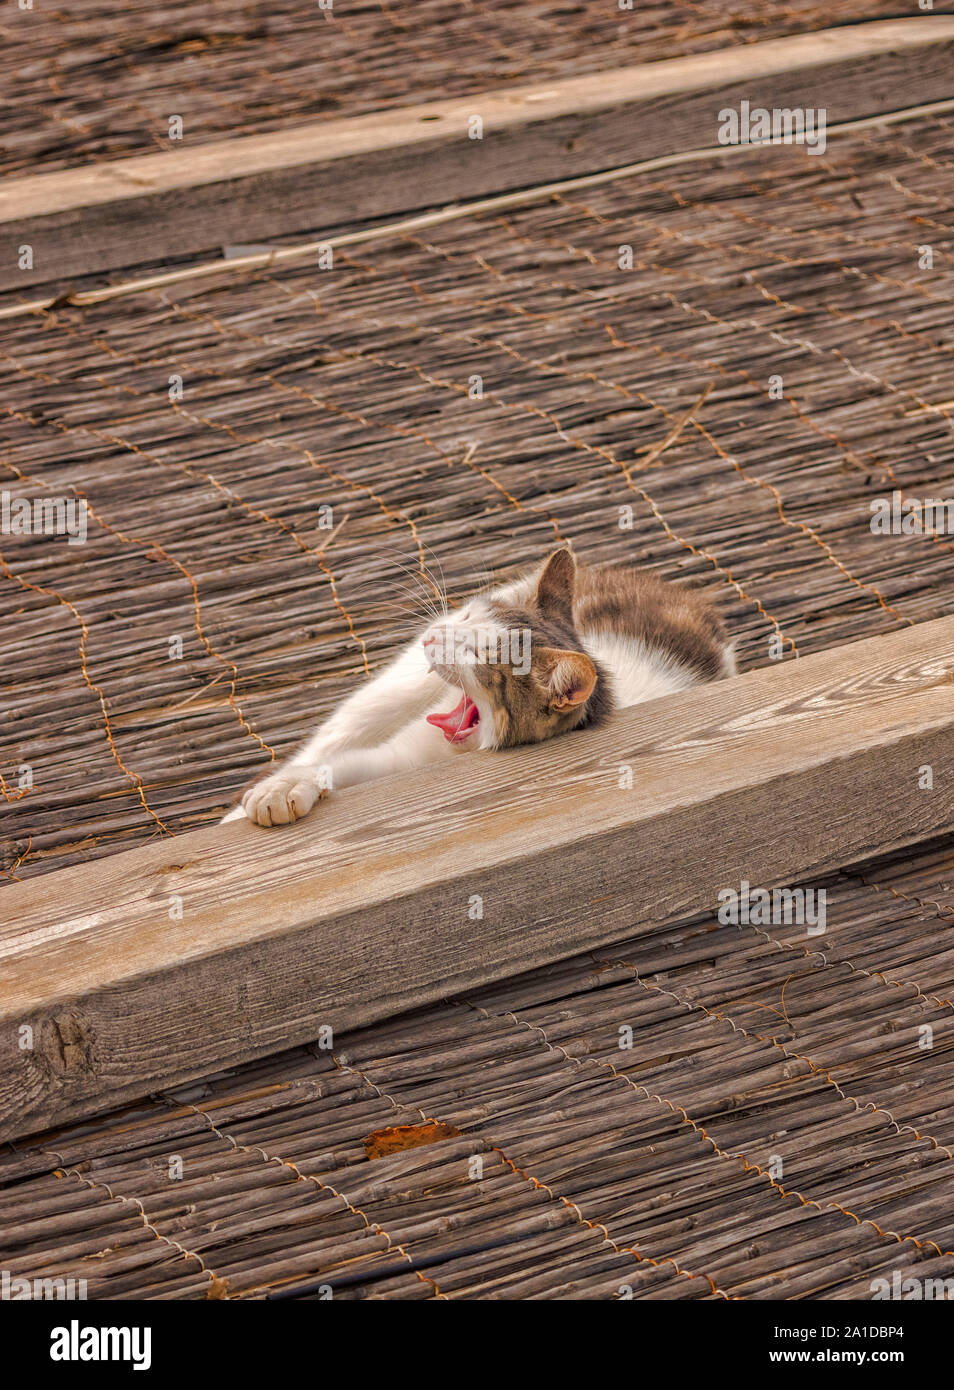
[3,17,954,289]
[3,616,954,1142]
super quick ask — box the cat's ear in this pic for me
[535,548,576,625]
[537,647,597,711]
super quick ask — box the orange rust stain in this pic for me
[364,1122,460,1160]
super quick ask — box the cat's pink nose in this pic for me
[423,626,449,662]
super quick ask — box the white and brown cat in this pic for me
[224,548,735,827]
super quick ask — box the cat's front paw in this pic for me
[241,769,324,827]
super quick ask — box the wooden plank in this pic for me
[3,17,954,289]
[3,616,954,1142]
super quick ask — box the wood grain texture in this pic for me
[0,0,917,179]
[4,17,954,289]
[3,615,954,1142]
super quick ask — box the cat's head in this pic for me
[422,548,610,750]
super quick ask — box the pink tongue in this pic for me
[427,694,480,743]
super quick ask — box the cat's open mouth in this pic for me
[426,693,480,743]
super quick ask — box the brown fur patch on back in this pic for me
[573,563,729,681]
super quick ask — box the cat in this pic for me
[223,547,735,827]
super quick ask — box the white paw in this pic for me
[241,769,324,828]
[220,805,247,824]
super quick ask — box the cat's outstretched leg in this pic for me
[221,639,449,823]
[237,718,456,827]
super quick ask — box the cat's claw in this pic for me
[241,771,324,827]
